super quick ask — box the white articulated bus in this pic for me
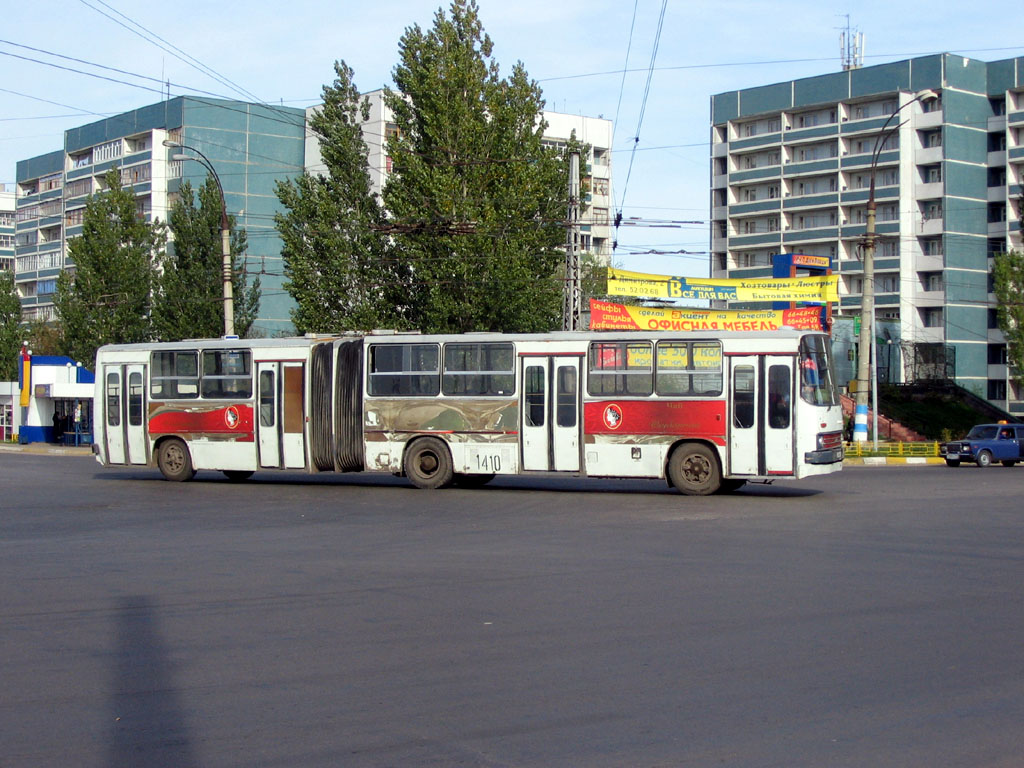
[93,329,843,495]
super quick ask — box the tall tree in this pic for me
[0,270,21,381]
[54,170,166,366]
[276,61,405,334]
[384,0,571,334]
[153,177,260,340]
[993,250,1024,385]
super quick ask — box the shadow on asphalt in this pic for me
[90,469,825,498]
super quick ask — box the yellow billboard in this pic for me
[605,268,838,303]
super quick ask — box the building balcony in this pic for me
[914,252,943,271]
[988,150,1007,166]
[915,146,943,165]
[915,181,943,200]
[712,142,728,158]
[919,217,943,236]
[913,288,945,305]
[916,110,944,129]
[988,186,1007,202]
[913,325,947,344]
[989,220,1008,236]
[989,115,1008,132]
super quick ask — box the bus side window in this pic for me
[106,372,120,427]
[767,365,790,429]
[524,365,545,427]
[259,370,275,427]
[128,372,143,426]
[733,366,755,429]
[556,365,577,428]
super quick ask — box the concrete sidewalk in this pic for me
[0,443,94,457]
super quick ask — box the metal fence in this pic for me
[844,441,941,458]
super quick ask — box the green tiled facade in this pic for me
[711,54,1024,412]
[14,97,306,336]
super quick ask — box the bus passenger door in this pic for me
[729,355,795,477]
[124,364,148,465]
[256,362,280,468]
[103,367,126,465]
[102,365,147,466]
[520,356,581,472]
[281,363,306,468]
[257,361,306,470]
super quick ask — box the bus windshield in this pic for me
[798,335,838,406]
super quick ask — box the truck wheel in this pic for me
[976,450,993,468]
[158,438,196,482]
[404,437,454,489]
[668,443,720,496]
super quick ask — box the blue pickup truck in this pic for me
[941,423,1024,467]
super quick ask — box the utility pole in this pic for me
[563,152,581,332]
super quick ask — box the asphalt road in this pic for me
[2,455,1023,767]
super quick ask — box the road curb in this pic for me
[843,456,944,466]
[0,444,93,457]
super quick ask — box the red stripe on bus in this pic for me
[149,404,255,441]
[584,399,726,439]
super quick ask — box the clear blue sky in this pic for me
[4,0,1024,278]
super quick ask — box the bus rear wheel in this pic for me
[158,438,196,482]
[668,443,720,496]
[404,437,454,490]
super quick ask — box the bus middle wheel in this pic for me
[158,438,196,482]
[404,437,454,489]
[668,443,721,496]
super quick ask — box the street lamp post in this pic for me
[853,89,938,445]
[162,139,235,337]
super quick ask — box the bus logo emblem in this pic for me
[603,404,623,430]
[224,406,240,429]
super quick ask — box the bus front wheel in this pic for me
[404,437,454,490]
[158,438,196,482]
[668,443,720,496]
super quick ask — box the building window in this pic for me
[921,307,943,327]
[920,272,943,292]
[795,108,837,128]
[922,238,942,256]
[40,173,62,192]
[64,178,91,198]
[989,133,1007,152]
[795,141,837,162]
[877,274,899,293]
[923,165,942,184]
[795,176,836,196]
[922,202,943,221]
[988,380,1007,401]
[923,130,942,149]
[92,140,123,163]
[878,241,899,257]
[988,344,1008,364]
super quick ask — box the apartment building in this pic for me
[14,97,306,335]
[710,53,1024,415]
[0,187,13,273]
[306,90,615,261]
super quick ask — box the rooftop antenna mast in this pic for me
[839,15,864,71]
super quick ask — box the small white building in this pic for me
[1,350,94,444]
